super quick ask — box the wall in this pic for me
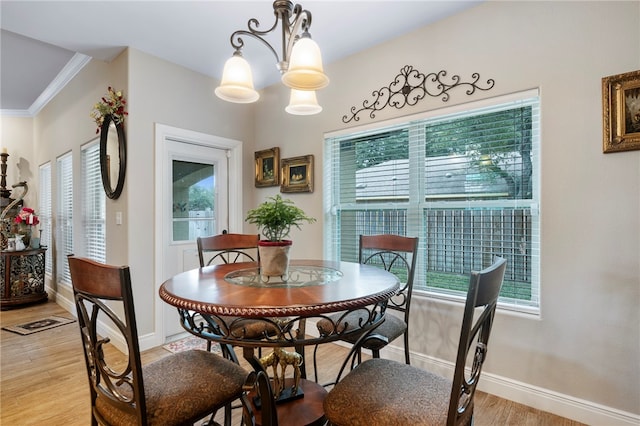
[0,116,35,207]
[254,1,640,423]
[33,54,128,305]
[125,48,255,336]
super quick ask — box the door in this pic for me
[163,140,228,338]
[155,124,244,344]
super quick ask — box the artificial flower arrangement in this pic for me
[14,207,39,226]
[90,86,128,133]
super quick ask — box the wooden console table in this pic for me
[1,248,47,309]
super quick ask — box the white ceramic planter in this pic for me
[258,240,292,278]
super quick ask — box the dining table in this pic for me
[159,259,400,426]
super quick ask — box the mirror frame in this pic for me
[99,114,127,199]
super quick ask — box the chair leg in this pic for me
[313,344,320,383]
[372,348,380,358]
[224,403,232,426]
[404,331,411,365]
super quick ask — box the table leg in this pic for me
[243,347,264,372]
[294,318,307,379]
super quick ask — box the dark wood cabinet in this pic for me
[1,248,47,309]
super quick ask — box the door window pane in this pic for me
[172,160,215,241]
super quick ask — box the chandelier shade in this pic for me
[285,89,322,115]
[214,52,260,103]
[282,36,329,91]
[214,1,328,113]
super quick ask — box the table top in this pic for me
[159,259,400,318]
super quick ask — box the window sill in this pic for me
[412,288,541,319]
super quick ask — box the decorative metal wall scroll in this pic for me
[342,66,495,123]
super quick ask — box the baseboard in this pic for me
[305,319,639,426]
[52,289,74,313]
[389,345,640,426]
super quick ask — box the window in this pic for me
[325,90,540,312]
[172,160,216,241]
[81,141,106,263]
[38,162,52,275]
[57,152,73,284]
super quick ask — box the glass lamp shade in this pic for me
[285,89,322,115]
[215,53,260,103]
[281,37,329,91]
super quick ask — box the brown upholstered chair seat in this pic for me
[323,358,473,426]
[316,235,419,365]
[196,234,282,345]
[218,315,283,339]
[317,311,406,350]
[95,350,248,426]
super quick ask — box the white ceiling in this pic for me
[0,0,481,116]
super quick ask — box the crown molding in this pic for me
[1,52,91,118]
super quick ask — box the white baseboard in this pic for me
[305,319,639,426]
[388,345,640,426]
[52,289,74,314]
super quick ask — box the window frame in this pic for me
[38,162,53,276]
[81,139,106,263]
[56,151,73,285]
[324,89,540,314]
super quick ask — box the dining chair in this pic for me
[323,256,507,426]
[68,255,254,426]
[196,234,309,425]
[317,234,418,368]
[196,233,278,352]
[197,232,260,266]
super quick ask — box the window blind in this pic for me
[57,152,73,284]
[38,162,52,275]
[82,141,106,263]
[325,90,540,311]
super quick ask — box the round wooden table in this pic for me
[160,259,399,426]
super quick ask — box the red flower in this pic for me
[14,207,39,226]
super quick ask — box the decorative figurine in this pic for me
[258,347,304,399]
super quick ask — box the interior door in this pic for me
[162,139,228,339]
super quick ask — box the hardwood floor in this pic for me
[0,301,585,425]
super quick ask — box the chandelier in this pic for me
[215,0,329,115]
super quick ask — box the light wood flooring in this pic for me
[0,301,585,425]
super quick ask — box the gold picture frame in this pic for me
[255,147,280,187]
[281,155,313,193]
[602,69,640,153]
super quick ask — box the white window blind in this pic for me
[38,162,52,275]
[81,141,106,263]
[325,90,540,312]
[57,152,73,284]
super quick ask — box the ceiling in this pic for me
[0,1,481,116]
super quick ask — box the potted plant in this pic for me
[245,194,316,278]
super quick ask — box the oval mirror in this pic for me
[99,114,126,199]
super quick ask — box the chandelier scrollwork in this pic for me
[342,66,495,123]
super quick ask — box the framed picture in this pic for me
[281,155,314,193]
[255,147,280,187]
[602,69,640,153]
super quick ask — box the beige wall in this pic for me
[0,116,35,207]
[125,48,255,334]
[2,1,639,423]
[254,1,640,422]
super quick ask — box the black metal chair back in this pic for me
[359,234,419,363]
[197,233,260,266]
[447,255,506,425]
